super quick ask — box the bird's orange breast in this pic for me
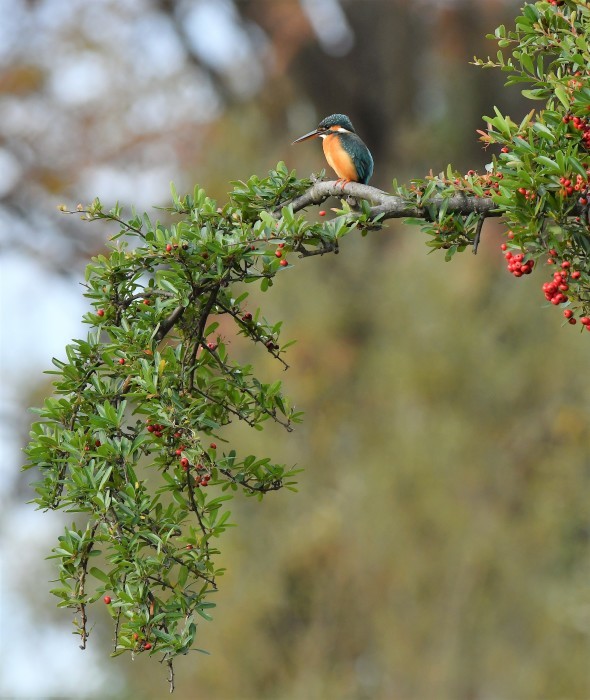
[322,133,358,181]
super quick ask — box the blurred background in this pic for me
[1,0,590,698]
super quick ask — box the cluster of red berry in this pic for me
[558,173,589,203]
[466,170,503,197]
[240,311,279,351]
[146,420,216,485]
[542,258,571,306]
[164,242,188,253]
[179,455,212,487]
[501,239,590,327]
[542,254,589,328]
[83,438,102,452]
[274,242,288,267]
[501,244,535,277]
[146,420,180,440]
[563,113,590,151]
[517,186,536,201]
[102,599,154,650]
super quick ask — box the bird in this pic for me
[292,113,374,186]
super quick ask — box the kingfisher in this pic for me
[292,113,374,186]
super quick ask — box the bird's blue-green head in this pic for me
[317,114,355,133]
[292,114,356,144]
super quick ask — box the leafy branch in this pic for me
[23,0,590,691]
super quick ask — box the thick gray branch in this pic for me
[288,181,501,220]
[289,180,590,223]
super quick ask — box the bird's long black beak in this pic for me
[292,129,320,145]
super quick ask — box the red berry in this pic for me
[564,309,574,319]
[103,596,111,605]
[166,244,172,252]
[547,258,554,265]
[280,259,288,267]
[97,309,105,317]
[210,443,217,449]
[175,448,182,456]
[154,430,163,438]
[95,439,101,447]
[500,243,507,251]
[569,318,577,325]
[144,642,152,650]
[132,633,139,641]
[118,358,125,365]
[186,544,194,550]
[319,210,326,216]
[147,425,155,433]
[180,457,189,469]
[581,317,590,325]
[572,270,581,279]
[275,249,282,258]
[207,342,217,351]
[561,261,570,269]
[501,146,509,153]
[142,298,150,305]
[174,431,182,438]
[278,242,285,248]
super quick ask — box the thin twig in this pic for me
[472,214,486,255]
[219,468,283,493]
[188,284,221,391]
[190,385,259,428]
[155,305,186,342]
[77,520,100,649]
[216,300,289,369]
[167,659,175,694]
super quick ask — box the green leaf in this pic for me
[89,567,111,584]
[554,84,571,111]
[535,156,560,172]
[532,122,555,140]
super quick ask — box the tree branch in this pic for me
[287,180,501,220]
[288,179,590,226]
